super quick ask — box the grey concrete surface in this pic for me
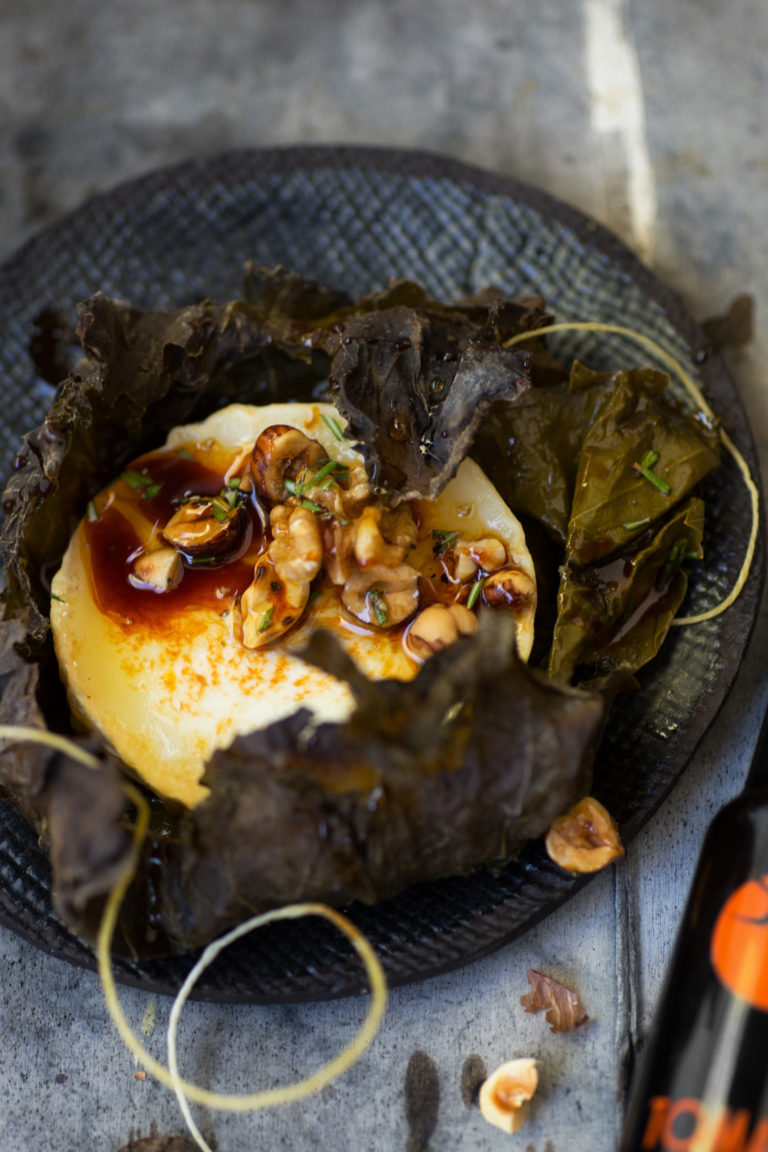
[1,1,768,1150]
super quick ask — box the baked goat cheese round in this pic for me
[50,402,536,808]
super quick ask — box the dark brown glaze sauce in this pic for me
[80,441,502,651]
[83,446,265,628]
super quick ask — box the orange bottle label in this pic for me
[711,875,768,1012]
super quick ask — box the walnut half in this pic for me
[545,796,624,874]
[479,1058,538,1134]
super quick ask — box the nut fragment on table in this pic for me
[479,1058,538,1134]
[545,796,624,874]
[521,968,589,1033]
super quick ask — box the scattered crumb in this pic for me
[116,1136,199,1152]
[521,969,589,1033]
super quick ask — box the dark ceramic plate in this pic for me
[0,147,762,1003]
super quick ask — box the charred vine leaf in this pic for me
[549,497,706,685]
[155,617,605,952]
[325,302,531,502]
[472,378,604,547]
[0,610,135,934]
[564,363,719,567]
[473,361,719,686]
[242,261,355,324]
[245,269,546,501]
[0,617,604,955]
[1,293,307,640]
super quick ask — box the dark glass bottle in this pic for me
[620,771,768,1152]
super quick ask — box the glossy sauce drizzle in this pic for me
[84,446,266,628]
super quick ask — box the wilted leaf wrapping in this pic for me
[0,274,609,955]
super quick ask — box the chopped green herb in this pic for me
[210,502,230,523]
[432,529,461,556]
[633,450,671,496]
[467,576,485,610]
[310,458,338,485]
[226,476,242,489]
[122,469,153,489]
[286,458,351,502]
[622,517,650,532]
[301,498,325,513]
[176,448,194,460]
[321,414,345,442]
[258,605,275,632]
[143,484,162,500]
[369,588,389,627]
[217,483,243,509]
[656,536,692,590]
[86,500,100,522]
[635,465,671,496]
[50,592,65,603]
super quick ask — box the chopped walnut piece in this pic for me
[479,1058,538,1134]
[545,796,624,874]
[341,462,373,516]
[353,505,407,569]
[129,546,183,593]
[521,969,589,1033]
[454,536,507,582]
[223,444,253,487]
[269,504,323,583]
[321,517,356,585]
[352,503,418,569]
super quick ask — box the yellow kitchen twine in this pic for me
[0,726,387,1152]
[504,321,760,625]
[97,787,388,1152]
